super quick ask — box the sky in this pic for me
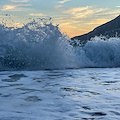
[0,0,120,37]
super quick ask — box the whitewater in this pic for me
[0,19,120,70]
[1,19,120,120]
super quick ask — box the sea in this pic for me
[0,19,120,120]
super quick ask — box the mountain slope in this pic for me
[71,15,120,42]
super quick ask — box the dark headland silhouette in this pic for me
[71,15,120,45]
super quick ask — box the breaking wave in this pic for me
[75,37,120,68]
[0,19,120,70]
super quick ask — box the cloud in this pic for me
[29,13,46,17]
[87,19,110,25]
[116,6,120,7]
[65,6,91,14]
[55,6,118,26]
[63,6,108,19]
[11,0,30,2]
[2,5,16,11]
[64,6,93,18]
[56,5,116,20]
[58,0,71,4]
[102,10,120,17]
[2,4,31,11]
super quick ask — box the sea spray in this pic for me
[0,19,120,70]
[0,19,76,70]
[74,37,120,68]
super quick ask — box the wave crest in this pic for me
[0,19,76,70]
[0,19,120,70]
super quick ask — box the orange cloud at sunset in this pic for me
[2,5,16,11]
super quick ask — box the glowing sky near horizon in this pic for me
[0,0,120,37]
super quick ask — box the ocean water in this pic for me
[0,68,120,120]
[0,19,120,120]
